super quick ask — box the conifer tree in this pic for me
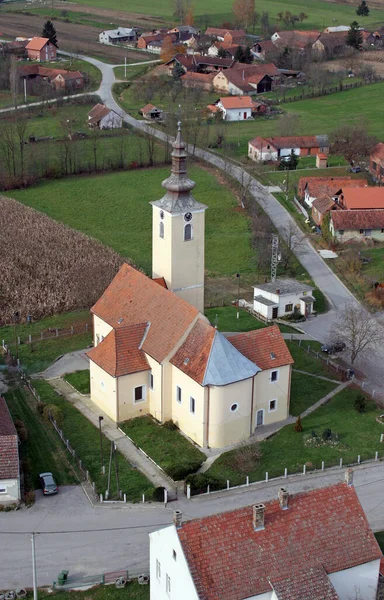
[42,20,58,48]
[356,0,369,17]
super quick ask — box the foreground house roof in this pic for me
[26,37,50,51]
[229,325,294,370]
[299,176,367,199]
[205,27,245,39]
[218,95,255,109]
[332,209,384,230]
[338,187,384,210]
[254,278,313,295]
[250,135,329,150]
[177,482,382,600]
[0,397,19,480]
[88,103,114,124]
[171,319,259,386]
[91,264,198,363]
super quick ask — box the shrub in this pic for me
[37,401,46,415]
[185,473,222,496]
[162,420,178,431]
[25,490,35,505]
[152,486,166,502]
[232,442,261,474]
[166,458,203,481]
[354,394,366,413]
[15,419,28,442]
[294,416,303,432]
[322,428,332,441]
[43,404,64,426]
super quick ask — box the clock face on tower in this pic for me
[184,212,193,222]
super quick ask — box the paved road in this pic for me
[1,463,384,588]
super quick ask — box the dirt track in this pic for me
[0,11,153,62]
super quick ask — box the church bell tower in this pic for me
[151,123,207,313]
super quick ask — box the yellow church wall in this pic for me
[90,362,118,421]
[171,366,206,447]
[93,315,113,346]
[146,355,163,422]
[152,207,173,285]
[117,370,150,422]
[207,378,253,448]
[253,365,291,429]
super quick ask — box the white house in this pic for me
[216,96,254,121]
[99,28,136,45]
[150,479,382,600]
[253,278,315,319]
[0,397,20,505]
[87,104,122,130]
[248,135,329,162]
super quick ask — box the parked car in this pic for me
[321,342,346,354]
[348,166,361,173]
[39,472,58,495]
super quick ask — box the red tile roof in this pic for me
[298,176,367,199]
[152,276,167,289]
[371,142,384,163]
[339,187,384,210]
[233,62,281,77]
[0,397,19,480]
[171,318,215,385]
[205,27,245,39]
[177,483,382,600]
[26,37,50,51]
[312,196,335,215]
[331,209,384,230]
[272,566,339,600]
[87,323,149,377]
[229,325,293,370]
[182,72,215,83]
[88,103,112,124]
[91,264,198,363]
[219,95,255,109]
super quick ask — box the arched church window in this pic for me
[159,221,164,239]
[184,223,192,241]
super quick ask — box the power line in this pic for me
[0,522,171,535]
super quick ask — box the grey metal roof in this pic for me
[316,134,329,147]
[254,278,313,295]
[203,331,260,386]
[253,295,278,307]
[104,28,135,38]
[300,296,316,303]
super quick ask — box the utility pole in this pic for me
[98,416,104,473]
[124,56,127,79]
[271,235,279,283]
[31,533,38,600]
[236,273,241,319]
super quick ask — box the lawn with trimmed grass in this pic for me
[205,306,300,334]
[205,387,383,488]
[287,341,335,378]
[120,416,205,480]
[39,582,149,600]
[33,380,154,501]
[8,166,255,277]
[114,63,153,81]
[5,385,77,491]
[64,370,90,394]
[290,372,338,416]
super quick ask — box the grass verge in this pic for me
[290,372,338,416]
[64,370,90,394]
[119,416,206,480]
[40,583,149,600]
[287,341,337,378]
[5,385,77,491]
[204,387,382,489]
[205,306,300,334]
[33,380,154,501]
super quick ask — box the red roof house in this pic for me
[150,481,382,600]
[370,142,384,183]
[26,37,57,61]
[0,397,20,504]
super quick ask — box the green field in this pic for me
[290,371,338,416]
[64,370,91,394]
[204,306,300,333]
[7,166,255,277]
[64,0,384,31]
[287,341,334,378]
[114,64,154,81]
[5,386,77,491]
[120,416,205,480]
[205,386,383,487]
[33,379,154,501]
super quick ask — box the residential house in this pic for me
[207,41,243,59]
[140,104,163,120]
[312,33,348,57]
[250,39,277,61]
[168,25,201,38]
[205,28,246,44]
[137,32,171,52]
[253,278,315,319]
[51,71,84,91]
[335,187,384,210]
[214,96,255,121]
[99,28,137,45]
[271,29,320,50]
[18,65,84,92]
[0,397,20,505]
[150,481,382,600]
[370,142,384,183]
[248,135,330,162]
[87,104,122,129]
[0,40,28,57]
[324,25,350,33]
[86,127,293,447]
[330,210,384,242]
[298,176,368,208]
[167,26,201,49]
[26,37,56,61]
[213,69,272,95]
[165,53,235,76]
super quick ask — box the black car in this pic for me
[321,342,346,354]
[348,166,361,173]
[39,472,58,495]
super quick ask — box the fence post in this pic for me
[226,480,230,490]
[187,484,191,499]
[321,461,324,471]
[358,455,361,464]
[246,476,249,486]
[29,334,32,343]
[100,494,103,502]
[86,470,89,481]
[207,484,210,494]
[71,326,74,334]
[124,493,127,503]
[284,468,287,478]
[164,489,167,507]
[86,323,88,332]
[265,472,268,482]
[56,329,59,337]
[41,332,43,340]
[340,458,343,468]
[380,434,384,443]
[142,494,145,503]
[303,464,306,475]
[375,451,379,461]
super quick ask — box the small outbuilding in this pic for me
[140,104,163,120]
[0,397,20,505]
[99,28,137,45]
[88,103,122,129]
[253,278,315,319]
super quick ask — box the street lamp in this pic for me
[236,273,241,319]
[98,416,104,473]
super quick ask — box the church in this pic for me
[87,125,293,449]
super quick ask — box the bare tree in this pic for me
[279,221,307,271]
[278,113,301,137]
[330,123,377,165]
[331,303,383,364]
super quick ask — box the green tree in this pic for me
[243,45,253,64]
[356,0,369,16]
[172,62,185,79]
[217,47,229,58]
[346,21,363,49]
[42,20,58,48]
[234,45,245,62]
[299,12,308,22]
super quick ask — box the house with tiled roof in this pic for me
[87,103,122,129]
[253,278,315,319]
[87,126,293,447]
[149,480,382,600]
[271,29,321,51]
[370,142,384,183]
[248,135,329,162]
[205,28,246,44]
[330,209,384,242]
[26,37,56,61]
[0,397,20,505]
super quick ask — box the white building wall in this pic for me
[93,315,113,346]
[223,107,252,121]
[253,287,313,317]
[99,32,109,44]
[100,112,122,129]
[0,477,20,504]
[329,559,380,600]
[150,526,199,600]
[280,146,300,157]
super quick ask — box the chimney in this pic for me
[278,487,289,510]
[173,510,183,528]
[345,468,353,486]
[253,503,265,531]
